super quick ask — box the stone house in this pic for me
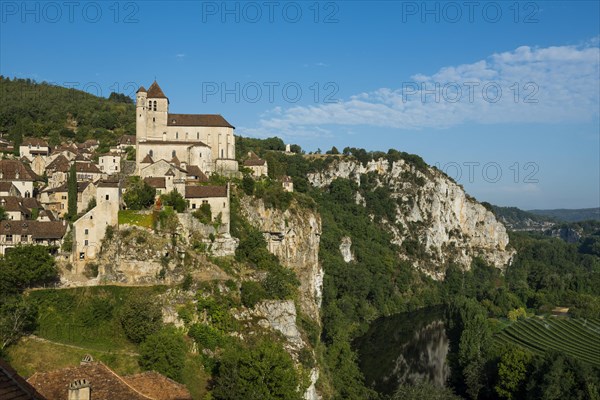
[27,356,192,400]
[39,182,96,218]
[20,138,49,161]
[72,180,120,262]
[75,161,103,182]
[98,153,121,175]
[282,175,294,192]
[0,159,39,198]
[140,159,187,195]
[0,196,31,220]
[0,358,48,400]
[45,154,71,188]
[30,154,47,176]
[0,220,68,256]
[185,184,230,231]
[243,152,268,177]
[144,177,167,197]
[0,181,19,196]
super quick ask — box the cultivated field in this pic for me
[494,317,600,367]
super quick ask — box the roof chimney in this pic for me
[68,379,90,400]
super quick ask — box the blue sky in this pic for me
[1,1,599,209]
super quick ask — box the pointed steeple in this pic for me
[147,81,167,98]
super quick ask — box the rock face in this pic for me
[239,197,323,322]
[308,159,514,279]
[339,236,355,263]
[254,300,304,349]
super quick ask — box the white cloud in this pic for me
[245,42,600,138]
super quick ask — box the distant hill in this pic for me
[0,76,135,151]
[528,208,600,222]
[491,205,555,231]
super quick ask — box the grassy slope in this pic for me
[7,286,209,399]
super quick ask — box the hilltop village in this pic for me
[0,81,284,267]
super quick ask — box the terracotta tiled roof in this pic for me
[0,196,29,214]
[141,154,154,164]
[119,135,136,145]
[28,362,153,400]
[0,358,47,400]
[282,175,292,183]
[22,138,48,147]
[244,159,266,166]
[147,81,168,99]
[0,181,15,192]
[22,197,42,210]
[170,156,181,167]
[185,166,208,182]
[137,86,147,93]
[46,155,71,173]
[144,177,166,189]
[0,220,67,240]
[97,179,119,188]
[185,185,227,198]
[38,210,56,221]
[0,160,40,181]
[75,162,101,174]
[123,371,192,400]
[167,113,234,128]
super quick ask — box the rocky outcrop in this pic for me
[308,159,514,279]
[239,197,323,322]
[339,236,354,263]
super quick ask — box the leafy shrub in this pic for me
[192,203,212,224]
[188,323,224,351]
[139,327,187,381]
[160,190,186,213]
[240,281,267,308]
[119,296,163,343]
[123,176,156,210]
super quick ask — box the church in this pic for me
[135,81,238,175]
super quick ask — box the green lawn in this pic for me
[493,316,600,367]
[118,210,155,228]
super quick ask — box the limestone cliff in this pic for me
[308,158,514,279]
[238,196,323,322]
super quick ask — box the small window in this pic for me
[105,195,109,200]
[176,132,179,139]
[192,204,196,209]
[153,117,155,122]
[172,150,176,158]
[113,158,116,163]
[153,101,157,111]
[84,240,88,246]
[149,150,153,157]
[202,200,208,205]
[6,234,12,242]
[79,252,85,260]
[197,132,199,139]
[84,229,88,235]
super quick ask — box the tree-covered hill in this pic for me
[0,76,135,149]
[528,207,600,222]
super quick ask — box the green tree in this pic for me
[241,175,255,195]
[160,190,186,212]
[0,206,7,221]
[393,380,462,400]
[212,340,303,400]
[123,177,156,210]
[0,296,37,352]
[0,246,58,295]
[119,296,163,343]
[67,163,77,220]
[495,346,533,399]
[139,327,187,381]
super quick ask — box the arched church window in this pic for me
[197,132,199,139]
[153,101,157,111]
[176,132,179,139]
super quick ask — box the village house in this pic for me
[144,177,167,196]
[140,159,187,195]
[75,161,103,182]
[45,154,71,188]
[72,180,120,262]
[0,181,19,196]
[118,134,136,150]
[0,220,68,256]
[39,181,96,218]
[27,355,192,400]
[282,175,294,192]
[0,358,48,400]
[98,152,121,175]
[135,81,238,176]
[243,152,268,177]
[0,196,31,220]
[20,137,49,161]
[0,159,40,198]
[30,154,47,176]
[185,184,230,231]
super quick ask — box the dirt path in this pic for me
[26,335,139,357]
